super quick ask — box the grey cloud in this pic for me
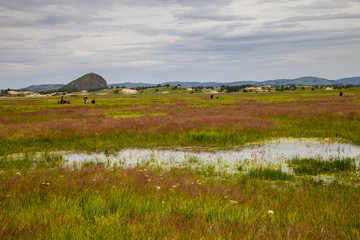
[266,13,360,25]
[291,1,352,11]
[161,28,360,57]
[0,0,119,11]
[41,34,83,43]
[174,12,239,22]
[35,14,114,26]
[172,9,254,22]
[1,0,359,89]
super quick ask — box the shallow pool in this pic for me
[62,138,360,172]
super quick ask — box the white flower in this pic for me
[268,210,274,215]
[15,172,21,175]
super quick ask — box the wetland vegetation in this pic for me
[1,86,360,239]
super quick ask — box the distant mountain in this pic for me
[335,77,360,85]
[60,73,108,91]
[261,77,335,86]
[109,82,157,88]
[161,81,257,88]
[162,81,219,88]
[20,84,64,92]
[18,75,360,91]
[161,76,360,87]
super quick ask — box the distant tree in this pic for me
[0,89,9,96]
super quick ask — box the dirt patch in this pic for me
[207,90,219,94]
[122,89,138,94]
[8,91,32,96]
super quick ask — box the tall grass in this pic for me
[1,164,359,239]
[247,166,294,180]
[288,157,356,175]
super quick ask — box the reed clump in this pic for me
[247,166,294,180]
[288,157,356,175]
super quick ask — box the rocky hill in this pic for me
[60,73,108,92]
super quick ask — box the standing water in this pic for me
[62,138,360,172]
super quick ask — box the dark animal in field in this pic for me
[58,100,70,104]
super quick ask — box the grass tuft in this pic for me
[247,166,294,180]
[288,157,356,175]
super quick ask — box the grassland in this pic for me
[1,87,360,239]
[0,87,359,155]
[1,154,360,239]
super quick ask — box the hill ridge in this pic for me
[19,75,360,91]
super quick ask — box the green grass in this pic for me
[288,157,356,175]
[0,152,64,170]
[1,163,359,239]
[0,93,360,158]
[1,88,360,155]
[247,166,294,180]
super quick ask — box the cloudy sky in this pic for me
[1,0,359,89]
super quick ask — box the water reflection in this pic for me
[63,138,360,172]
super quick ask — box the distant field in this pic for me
[0,87,359,155]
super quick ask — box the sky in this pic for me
[0,0,360,89]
